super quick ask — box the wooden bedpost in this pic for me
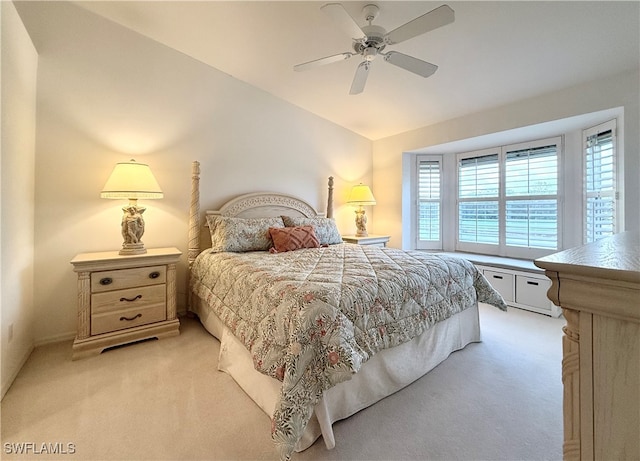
[188,161,201,268]
[187,161,200,313]
[327,176,334,219]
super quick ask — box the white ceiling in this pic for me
[74,1,639,140]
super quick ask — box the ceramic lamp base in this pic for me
[354,207,368,237]
[119,243,146,255]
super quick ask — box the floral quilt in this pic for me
[190,244,507,459]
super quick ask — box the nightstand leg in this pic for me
[77,271,91,340]
[167,263,177,320]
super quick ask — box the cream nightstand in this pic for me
[342,235,390,247]
[70,247,181,360]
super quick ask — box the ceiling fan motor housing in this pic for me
[353,24,387,56]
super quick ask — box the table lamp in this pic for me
[101,159,163,255]
[347,183,376,237]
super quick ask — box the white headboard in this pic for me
[188,161,334,267]
[207,192,324,219]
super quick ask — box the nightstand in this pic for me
[70,247,182,359]
[342,235,390,247]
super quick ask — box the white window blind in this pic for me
[416,156,442,249]
[584,120,617,243]
[504,144,558,250]
[458,153,499,246]
[456,137,560,258]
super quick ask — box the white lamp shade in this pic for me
[347,184,376,206]
[101,159,163,199]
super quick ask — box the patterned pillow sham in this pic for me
[281,216,342,245]
[268,226,320,253]
[207,215,284,253]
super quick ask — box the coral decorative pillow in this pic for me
[269,226,320,253]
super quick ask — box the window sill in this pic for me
[427,251,544,274]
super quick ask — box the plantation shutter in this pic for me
[458,153,499,245]
[504,144,558,250]
[584,120,617,243]
[417,158,442,249]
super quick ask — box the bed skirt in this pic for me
[190,295,481,452]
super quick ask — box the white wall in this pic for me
[15,2,372,345]
[1,1,38,398]
[373,69,640,249]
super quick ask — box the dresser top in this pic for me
[535,231,640,284]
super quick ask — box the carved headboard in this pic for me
[188,161,334,267]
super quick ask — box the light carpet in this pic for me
[1,304,564,460]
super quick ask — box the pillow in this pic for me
[269,226,320,253]
[207,215,284,252]
[282,216,342,245]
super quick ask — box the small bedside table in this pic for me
[70,247,182,360]
[342,235,390,247]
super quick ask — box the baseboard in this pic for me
[34,331,75,347]
[1,345,34,401]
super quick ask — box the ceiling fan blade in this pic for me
[294,52,353,72]
[384,4,454,45]
[384,51,438,78]
[321,3,366,41]
[349,61,370,95]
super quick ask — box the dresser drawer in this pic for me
[91,265,166,292]
[483,269,515,302]
[516,275,552,310]
[91,284,165,314]
[91,303,167,336]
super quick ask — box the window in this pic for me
[504,143,558,250]
[416,156,442,249]
[456,137,561,258]
[584,120,617,243]
[458,151,499,247]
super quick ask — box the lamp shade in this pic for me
[347,184,376,206]
[101,159,163,199]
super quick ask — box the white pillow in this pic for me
[207,215,284,252]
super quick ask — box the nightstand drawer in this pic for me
[91,265,166,292]
[91,285,166,315]
[91,303,167,336]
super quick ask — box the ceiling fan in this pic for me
[294,3,455,95]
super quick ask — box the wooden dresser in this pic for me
[535,232,640,460]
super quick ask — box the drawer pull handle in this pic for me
[120,313,142,322]
[527,281,539,286]
[149,271,161,279]
[493,275,503,280]
[120,294,142,302]
[99,277,113,286]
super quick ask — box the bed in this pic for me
[186,161,507,460]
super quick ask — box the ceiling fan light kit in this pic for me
[294,3,455,94]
